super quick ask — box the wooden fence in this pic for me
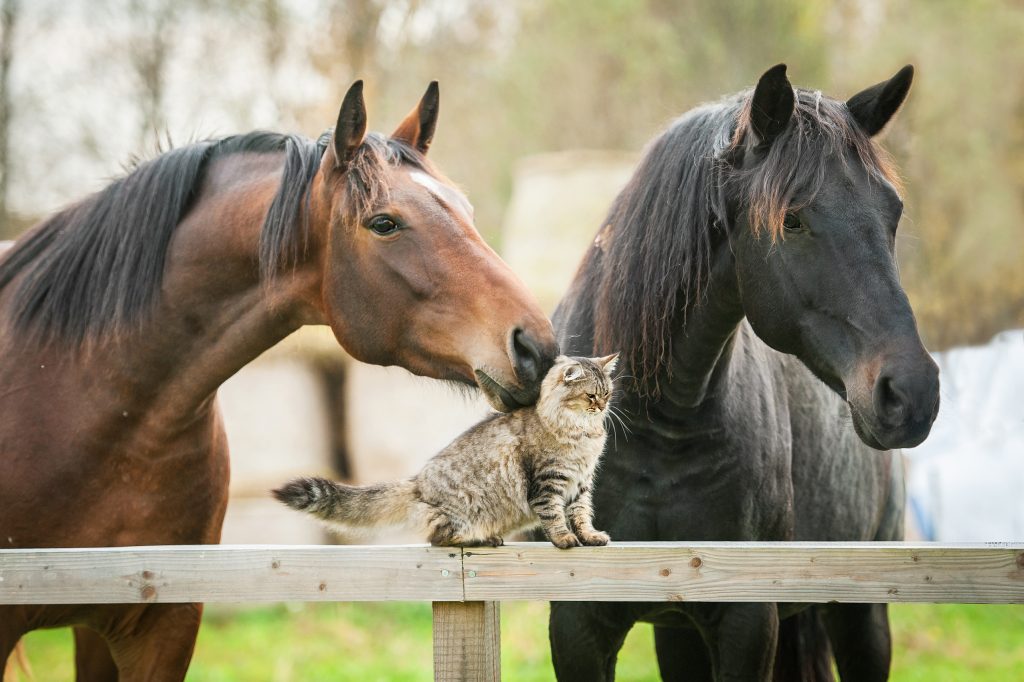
[2,542,1023,680]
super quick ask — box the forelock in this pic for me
[727,88,903,238]
[343,133,433,219]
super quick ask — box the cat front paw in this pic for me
[549,533,582,549]
[484,535,504,547]
[578,530,610,546]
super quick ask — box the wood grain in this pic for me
[2,542,1021,605]
[462,542,1024,604]
[0,544,463,604]
[433,601,500,682]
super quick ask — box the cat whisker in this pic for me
[604,405,632,443]
[606,417,622,448]
[603,406,625,447]
[605,416,619,449]
[606,402,629,423]
[609,407,633,437]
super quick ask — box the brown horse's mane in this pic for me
[0,129,428,346]
[588,87,902,395]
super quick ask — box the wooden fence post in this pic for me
[432,601,500,682]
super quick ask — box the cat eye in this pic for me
[587,393,597,401]
[367,214,402,237]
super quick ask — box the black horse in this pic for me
[550,65,939,681]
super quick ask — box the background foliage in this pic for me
[0,0,1021,349]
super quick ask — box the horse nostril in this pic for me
[511,328,541,385]
[874,375,909,427]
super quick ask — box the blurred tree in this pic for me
[0,0,17,237]
[128,0,180,150]
[875,0,1024,349]
[1,0,1020,347]
[307,0,396,112]
[258,0,285,68]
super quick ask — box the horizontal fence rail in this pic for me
[2,542,1022,605]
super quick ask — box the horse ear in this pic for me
[391,81,440,154]
[847,65,914,137]
[329,80,367,171]
[748,64,795,147]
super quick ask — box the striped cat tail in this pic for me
[273,477,418,529]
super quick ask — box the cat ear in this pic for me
[596,353,619,375]
[562,363,583,383]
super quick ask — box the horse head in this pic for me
[308,82,557,410]
[722,64,939,449]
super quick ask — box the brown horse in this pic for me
[0,81,557,680]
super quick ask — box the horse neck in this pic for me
[653,237,745,410]
[93,153,322,432]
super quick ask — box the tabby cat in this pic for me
[274,354,617,549]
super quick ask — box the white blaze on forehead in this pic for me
[410,170,474,220]
[410,170,447,197]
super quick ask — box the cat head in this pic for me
[541,353,619,416]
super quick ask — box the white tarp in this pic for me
[904,329,1024,540]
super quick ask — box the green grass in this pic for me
[13,603,1024,680]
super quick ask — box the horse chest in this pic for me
[594,413,794,541]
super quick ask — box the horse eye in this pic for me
[367,215,401,236]
[782,213,803,232]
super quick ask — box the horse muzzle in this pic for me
[474,327,558,411]
[847,350,941,450]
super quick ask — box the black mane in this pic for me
[0,129,427,346]
[586,88,901,394]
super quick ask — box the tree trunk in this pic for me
[0,0,18,238]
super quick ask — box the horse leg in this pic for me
[822,604,891,681]
[654,625,713,682]
[75,626,119,682]
[0,608,29,682]
[549,602,640,682]
[102,603,203,682]
[1,638,18,682]
[773,608,834,682]
[704,603,779,682]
